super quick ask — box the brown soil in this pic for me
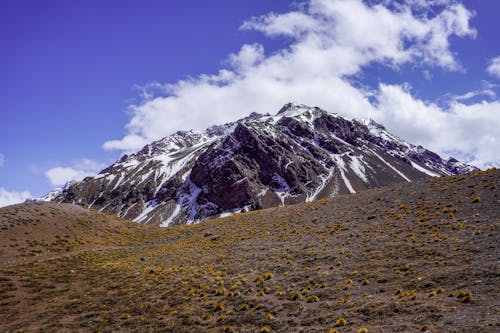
[0,169,498,332]
[0,202,180,266]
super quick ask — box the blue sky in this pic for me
[0,0,499,206]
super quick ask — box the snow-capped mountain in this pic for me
[51,103,476,226]
[29,181,77,203]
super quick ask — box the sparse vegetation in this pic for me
[334,317,347,327]
[0,169,498,332]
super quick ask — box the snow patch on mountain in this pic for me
[48,103,477,226]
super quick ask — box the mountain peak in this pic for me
[49,104,477,226]
[277,102,314,116]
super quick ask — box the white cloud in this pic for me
[102,134,149,152]
[102,0,498,168]
[132,81,167,101]
[0,155,32,207]
[374,83,500,168]
[0,188,32,208]
[486,56,500,79]
[228,43,265,71]
[45,168,92,187]
[244,0,475,71]
[448,86,496,103]
[241,11,319,38]
[45,159,106,187]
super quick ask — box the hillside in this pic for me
[1,169,498,332]
[0,202,174,266]
[49,103,475,226]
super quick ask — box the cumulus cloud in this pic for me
[45,159,106,187]
[487,56,500,79]
[102,0,498,168]
[244,0,475,70]
[0,188,32,208]
[374,84,500,168]
[228,43,265,70]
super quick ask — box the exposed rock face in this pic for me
[51,103,477,226]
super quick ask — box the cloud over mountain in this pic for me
[45,159,106,187]
[103,0,498,169]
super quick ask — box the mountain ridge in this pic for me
[47,103,476,225]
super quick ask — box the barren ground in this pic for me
[0,169,498,332]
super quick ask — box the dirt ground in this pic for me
[0,169,498,332]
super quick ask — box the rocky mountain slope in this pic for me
[2,169,498,332]
[51,103,476,226]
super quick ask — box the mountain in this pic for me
[51,103,476,226]
[29,180,76,203]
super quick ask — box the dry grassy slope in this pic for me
[0,169,499,333]
[0,202,179,266]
